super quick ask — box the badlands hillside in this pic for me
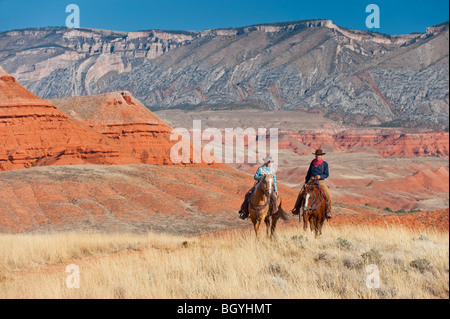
[0,66,219,171]
[0,66,139,171]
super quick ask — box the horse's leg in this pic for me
[254,211,266,239]
[317,210,323,236]
[315,220,319,238]
[313,212,320,238]
[249,209,258,237]
[309,215,315,233]
[256,219,264,238]
[265,216,270,238]
[251,219,257,237]
[302,210,308,232]
[318,217,324,236]
[270,211,279,239]
[318,203,326,236]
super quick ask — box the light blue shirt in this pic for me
[254,165,278,192]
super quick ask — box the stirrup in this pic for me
[239,211,248,220]
[292,208,300,215]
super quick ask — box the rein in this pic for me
[304,183,324,213]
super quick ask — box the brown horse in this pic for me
[298,180,327,237]
[248,174,289,238]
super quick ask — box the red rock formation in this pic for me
[0,67,221,172]
[0,67,139,171]
[50,92,221,166]
[280,130,449,157]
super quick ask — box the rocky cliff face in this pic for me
[49,91,184,165]
[49,91,220,166]
[0,66,140,171]
[0,67,219,172]
[279,129,449,157]
[0,20,448,129]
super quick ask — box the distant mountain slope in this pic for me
[0,20,448,129]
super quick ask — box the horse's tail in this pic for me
[274,206,289,221]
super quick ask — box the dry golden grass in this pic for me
[0,224,448,299]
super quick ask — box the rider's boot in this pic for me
[239,206,249,220]
[239,194,250,219]
[271,193,278,215]
[292,186,306,215]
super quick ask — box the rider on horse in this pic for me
[238,155,279,220]
[292,149,333,219]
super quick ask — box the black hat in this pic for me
[313,149,326,156]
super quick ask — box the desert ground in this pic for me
[0,225,448,299]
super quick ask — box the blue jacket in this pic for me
[305,160,329,183]
[254,165,278,192]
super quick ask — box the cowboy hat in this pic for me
[312,149,326,156]
[262,155,273,163]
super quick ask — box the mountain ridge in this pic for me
[4,18,447,36]
[1,20,448,129]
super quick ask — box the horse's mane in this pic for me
[305,181,326,200]
[254,176,264,189]
[255,173,273,188]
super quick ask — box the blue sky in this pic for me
[0,0,448,34]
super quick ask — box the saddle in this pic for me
[312,181,327,201]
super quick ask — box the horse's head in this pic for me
[302,181,320,213]
[260,173,274,196]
